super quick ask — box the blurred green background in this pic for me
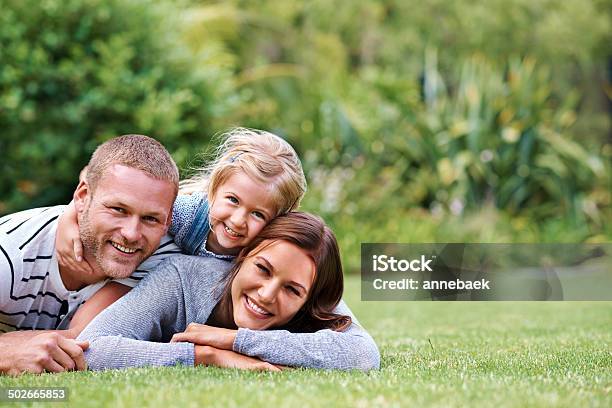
[1,0,610,272]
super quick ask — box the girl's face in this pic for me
[207,172,277,256]
[231,240,315,330]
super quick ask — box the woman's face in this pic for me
[231,240,315,330]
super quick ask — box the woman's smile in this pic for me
[243,295,273,318]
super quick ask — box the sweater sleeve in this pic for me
[232,299,380,371]
[77,258,194,370]
[168,193,205,250]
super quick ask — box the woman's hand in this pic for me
[171,323,237,350]
[55,201,94,275]
[194,345,281,372]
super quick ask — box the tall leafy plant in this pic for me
[413,52,607,222]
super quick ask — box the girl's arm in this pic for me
[168,193,209,254]
[232,300,380,371]
[55,201,94,275]
[55,167,92,273]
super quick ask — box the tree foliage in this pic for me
[0,0,235,211]
[1,0,610,255]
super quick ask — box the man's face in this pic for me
[75,164,175,279]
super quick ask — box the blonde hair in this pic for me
[180,128,306,215]
[87,134,179,196]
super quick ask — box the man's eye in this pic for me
[111,207,126,214]
[143,216,159,223]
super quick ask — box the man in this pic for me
[0,134,180,375]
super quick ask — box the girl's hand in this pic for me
[56,201,94,276]
[194,346,281,372]
[171,323,237,350]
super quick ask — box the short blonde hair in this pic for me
[87,134,179,196]
[180,128,306,215]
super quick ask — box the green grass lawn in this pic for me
[1,277,610,408]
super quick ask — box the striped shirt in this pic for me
[0,205,181,333]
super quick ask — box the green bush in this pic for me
[193,1,609,224]
[0,0,235,213]
[1,0,610,257]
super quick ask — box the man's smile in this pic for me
[109,240,139,254]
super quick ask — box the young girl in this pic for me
[171,127,307,258]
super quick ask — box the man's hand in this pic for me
[194,345,281,372]
[170,323,237,350]
[1,332,88,376]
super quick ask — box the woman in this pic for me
[77,212,379,371]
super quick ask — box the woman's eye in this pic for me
[256,263,270,275]
[286,286,300,296]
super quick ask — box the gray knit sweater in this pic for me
[77,255,380,371]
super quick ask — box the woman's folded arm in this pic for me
[77,258,192,370]
[83,336,194,370]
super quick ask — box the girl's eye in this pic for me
[286,286,300,296]
[252,211,266,221]
[227,196,239,204]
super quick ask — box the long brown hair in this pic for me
[218,212,351,332]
